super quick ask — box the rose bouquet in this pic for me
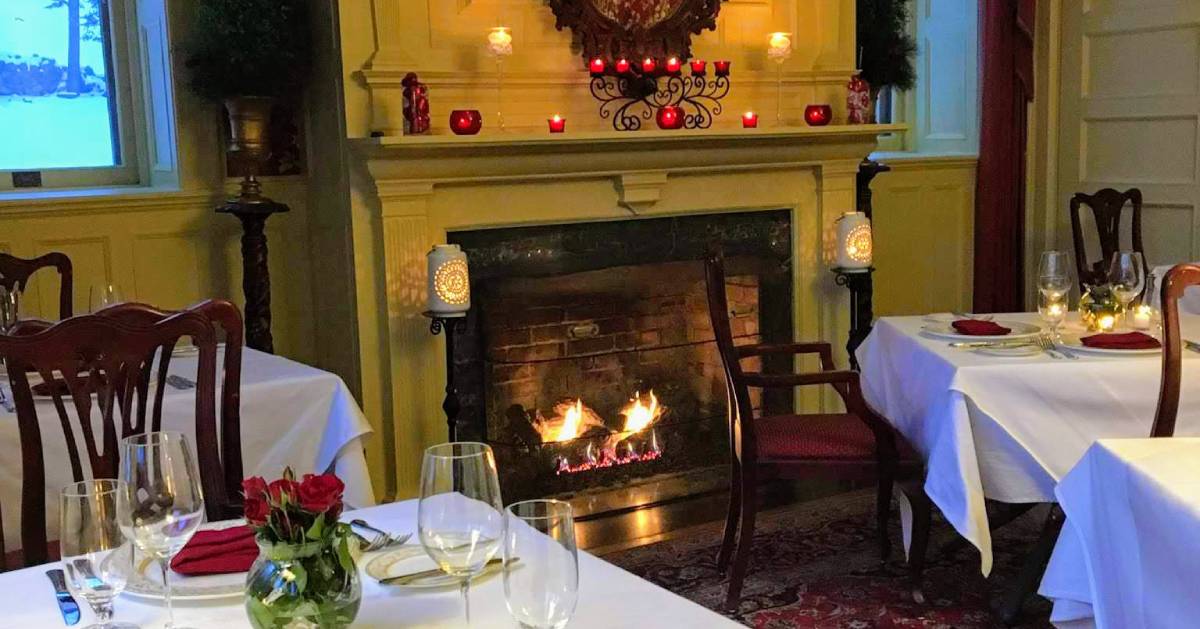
[242,469,361,628]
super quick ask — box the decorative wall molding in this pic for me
[616,172,670,213]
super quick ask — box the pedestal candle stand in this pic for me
[832,267,875,371]
[424,311,468,441]
[217,176,289,354]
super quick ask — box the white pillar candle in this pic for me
[427,244,471,314]
[1132,305,1153,330]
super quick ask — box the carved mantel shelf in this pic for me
[352,124,906,197]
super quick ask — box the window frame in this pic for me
[0,0,146,191]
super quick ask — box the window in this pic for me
[878,0,980,155]
[0,0,145,189]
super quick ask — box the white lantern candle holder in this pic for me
[835,211,873,269]
[427,244,471,315]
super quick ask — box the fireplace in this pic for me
[447,210,794,512]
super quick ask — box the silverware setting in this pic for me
[350,519,412,552]
[0,383,14,413]
[165,375,196,390]
[948,340,1036,349]
[45,569,81,626]
[1185,340,1200,354]
[1034,335,1075,360]
[379,556,518,586]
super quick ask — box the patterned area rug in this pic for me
[601,490,1054,628]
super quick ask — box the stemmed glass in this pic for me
[1109,251,1146,327]
[504,499,578,629]
[418,442,504,625]
[89,284,123,313]
[1038,291,1068,340]
[116,433,205,629]
[60,480,138,629]
[1037,250,1073,300]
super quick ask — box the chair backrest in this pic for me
[0,300,244,567]
[1070,188,1144,291]
[1153,264,1200,438]
[0,252,73,319]
[704,249,757,464]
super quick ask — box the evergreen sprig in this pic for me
[183,0,311,100]
[856,0,917,93]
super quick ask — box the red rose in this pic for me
[242,476,268,500]
[267,478,299,505]
[244,494,269,525]
[297,473,344,515]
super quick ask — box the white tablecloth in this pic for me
[1039,438,1200,629]
[0,500,739,628]
[0,348,376,549]
[857,313,1200,574]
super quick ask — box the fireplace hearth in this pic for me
[448,211,794,513]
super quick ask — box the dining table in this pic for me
[1039,438,1200,629]
[856,312,1200,575]
[0,346,377,549]
[0,499,742,627]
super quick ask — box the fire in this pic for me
[621,390,661,434]
[532,399,605,443]
[533,390,667,475]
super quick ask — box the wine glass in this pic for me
[1109,251,1146,327]
[1038,291,1068,340]
[60,479,138,629]
[89,284,123,313]
[504,499,578,629]
[1038,250,1072,299]
[418,442,504,625]
[116,433,205,629]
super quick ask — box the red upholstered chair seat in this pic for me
[755,413,883,460]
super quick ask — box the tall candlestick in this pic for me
[768,33,793,124]
[487,27,513,130]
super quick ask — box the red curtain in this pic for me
[973,0,1036,313]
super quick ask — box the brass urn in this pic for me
[224,96,274,201]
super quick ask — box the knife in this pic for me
[45,569,81,626]
[380,556,517,586]
[1186,340,1200,354]
[948,340,1036,349]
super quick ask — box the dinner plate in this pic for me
[365,546,505,590]
[1057,338,1161,356]
[116,520,248,601]
[920,320,1042,342]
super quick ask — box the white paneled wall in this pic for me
[911,0,980,154]
[1057,0,1200,268]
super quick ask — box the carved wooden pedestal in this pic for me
[217,191,289,354]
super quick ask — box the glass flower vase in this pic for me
[244,538,361,629]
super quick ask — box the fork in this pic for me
[350,519,411,552]
[1035,335,1071,360]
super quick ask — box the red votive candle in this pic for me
[589,57,606,75]
[665,57,682,74]
[449,109,483,135]
[742,111,759,128]
[690,59,707,75]
[714,60,731,76]
[804,104,833,126]
[615,58,632,74]
[548,115,566,133]
[642,57,657,74]
[656,105,684,130]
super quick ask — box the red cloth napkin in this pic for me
[1080,331,1162,350]
[169,525,259,576]
[951,319,1012,336]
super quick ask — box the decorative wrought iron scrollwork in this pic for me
[589,73,732,131]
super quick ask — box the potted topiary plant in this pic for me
[183,0,311,183]
[856,0,917,123]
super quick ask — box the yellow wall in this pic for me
[872,156,977,316]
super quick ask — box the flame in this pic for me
[621,390,662,434]
[559,399,583,441]
[533,399,605,443]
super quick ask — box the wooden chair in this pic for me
[0,252,73,320]
[703,250,927,608]
[1070,188,1144,291]
[0,299,244,569]
[1153,263,1200,438]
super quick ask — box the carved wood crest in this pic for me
[547,0,723,63]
